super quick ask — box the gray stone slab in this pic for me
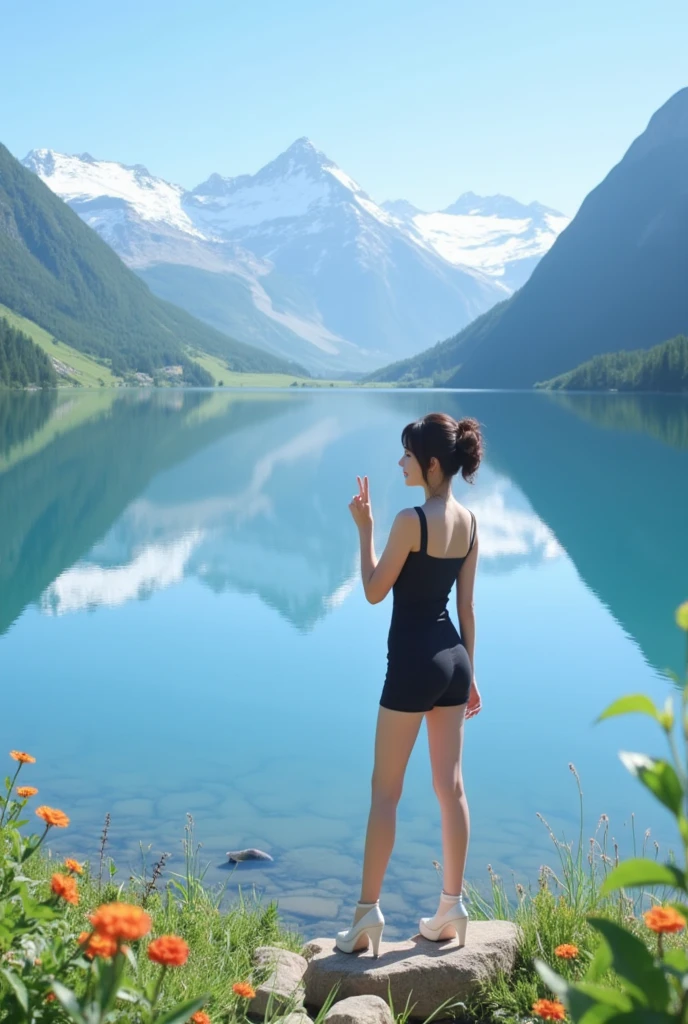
[302,920,520,1020]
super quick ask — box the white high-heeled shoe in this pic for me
[419,890,469,944]
[335,900,385,956]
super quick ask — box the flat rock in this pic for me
[252,945,309,1015]
[303,920,519,1020]
[324,994,394,1024]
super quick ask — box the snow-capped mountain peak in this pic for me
[187,137,390,233]
[382,189,569,290]
[23,140,569,375]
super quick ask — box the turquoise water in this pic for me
[1,387,687,940]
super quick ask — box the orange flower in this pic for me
[78,930,120,959]
[533,999,566,1020]
[36,806,70,828]
[45,993,56,1003]
[51,873,79,906]
[554,943,579,959]
[147,935,189,967]
[64,858,83,875]
[89,902,151,941]
[232,982,256,999]
[644,906,686,933]
[10,750,36,764]
[190,1014,211,1024]
[16,786,38,798]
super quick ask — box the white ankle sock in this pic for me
[431,890,462,918]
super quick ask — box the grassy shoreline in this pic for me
[12,784,681,1024]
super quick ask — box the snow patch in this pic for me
[26,149,205,238]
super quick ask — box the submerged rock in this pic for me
[226,847,273,862]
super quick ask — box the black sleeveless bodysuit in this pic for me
[379,506,476,713]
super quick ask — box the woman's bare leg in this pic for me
[425,704,469,896]
[354,706,424,923]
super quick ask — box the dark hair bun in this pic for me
[454,417,482,481]
[401,411,483,485]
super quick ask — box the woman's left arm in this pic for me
[349,476,414,604]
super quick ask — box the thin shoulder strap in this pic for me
[414,506,428,554]
[468,510,477,552]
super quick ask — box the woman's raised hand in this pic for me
[348,475,373,529]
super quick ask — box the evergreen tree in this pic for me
[0,317,57,388]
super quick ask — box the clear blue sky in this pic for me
[1,0,686,215]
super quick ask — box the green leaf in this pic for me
[153,995,208,1024]
[0,967,29,1011]
[535,960,599,1022]
[678,816,688,847]
[596,695,662,726]
[123,944,139,974]
[667,900,688,919]
[588,918,670,1011]
[599,859,686,896]
[585,938,613,982]
[578,1007,626,1024]
[661,945,688,978]
[96,952,127,1013]
[618,754,683,816]
[535,958,570,998]
[599,1014,674,1023]
[51,980,87,1024]
[574,983,633,1010]
[115,986,141,1004]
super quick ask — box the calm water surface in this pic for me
[2,387,687,939]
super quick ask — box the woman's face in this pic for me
[398,447,424,487]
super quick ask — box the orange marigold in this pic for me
[51,873,79,906]
[78,930,119,959]
[533,999,566,1021]
[16,786,38,798]
[64,858,83,875]
[147,935,189,967]
[89,902,151,941]
[190,1014,211,1024]
[232,982,256,999]
[554,943,579,959]
[10,750,36,764]
[643,906,686,933]
[36,806,70,828]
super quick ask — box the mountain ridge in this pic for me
[367,87,688,389]
[23,140,568,375]
[1,143,305,383]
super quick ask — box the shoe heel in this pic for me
[368,923,383,957]
[456,915,468,946]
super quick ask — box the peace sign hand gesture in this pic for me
[348,475,373,530]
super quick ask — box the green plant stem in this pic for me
[151,965,167,1011]
[23,825,51,862]
[0,765,22,827]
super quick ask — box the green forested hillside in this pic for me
[538,334,688,392]
[367,88,688,389]
[363,301,510,384]
[0,317,56,388]
[0,143,306,384]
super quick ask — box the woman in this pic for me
[335,412,483,957]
